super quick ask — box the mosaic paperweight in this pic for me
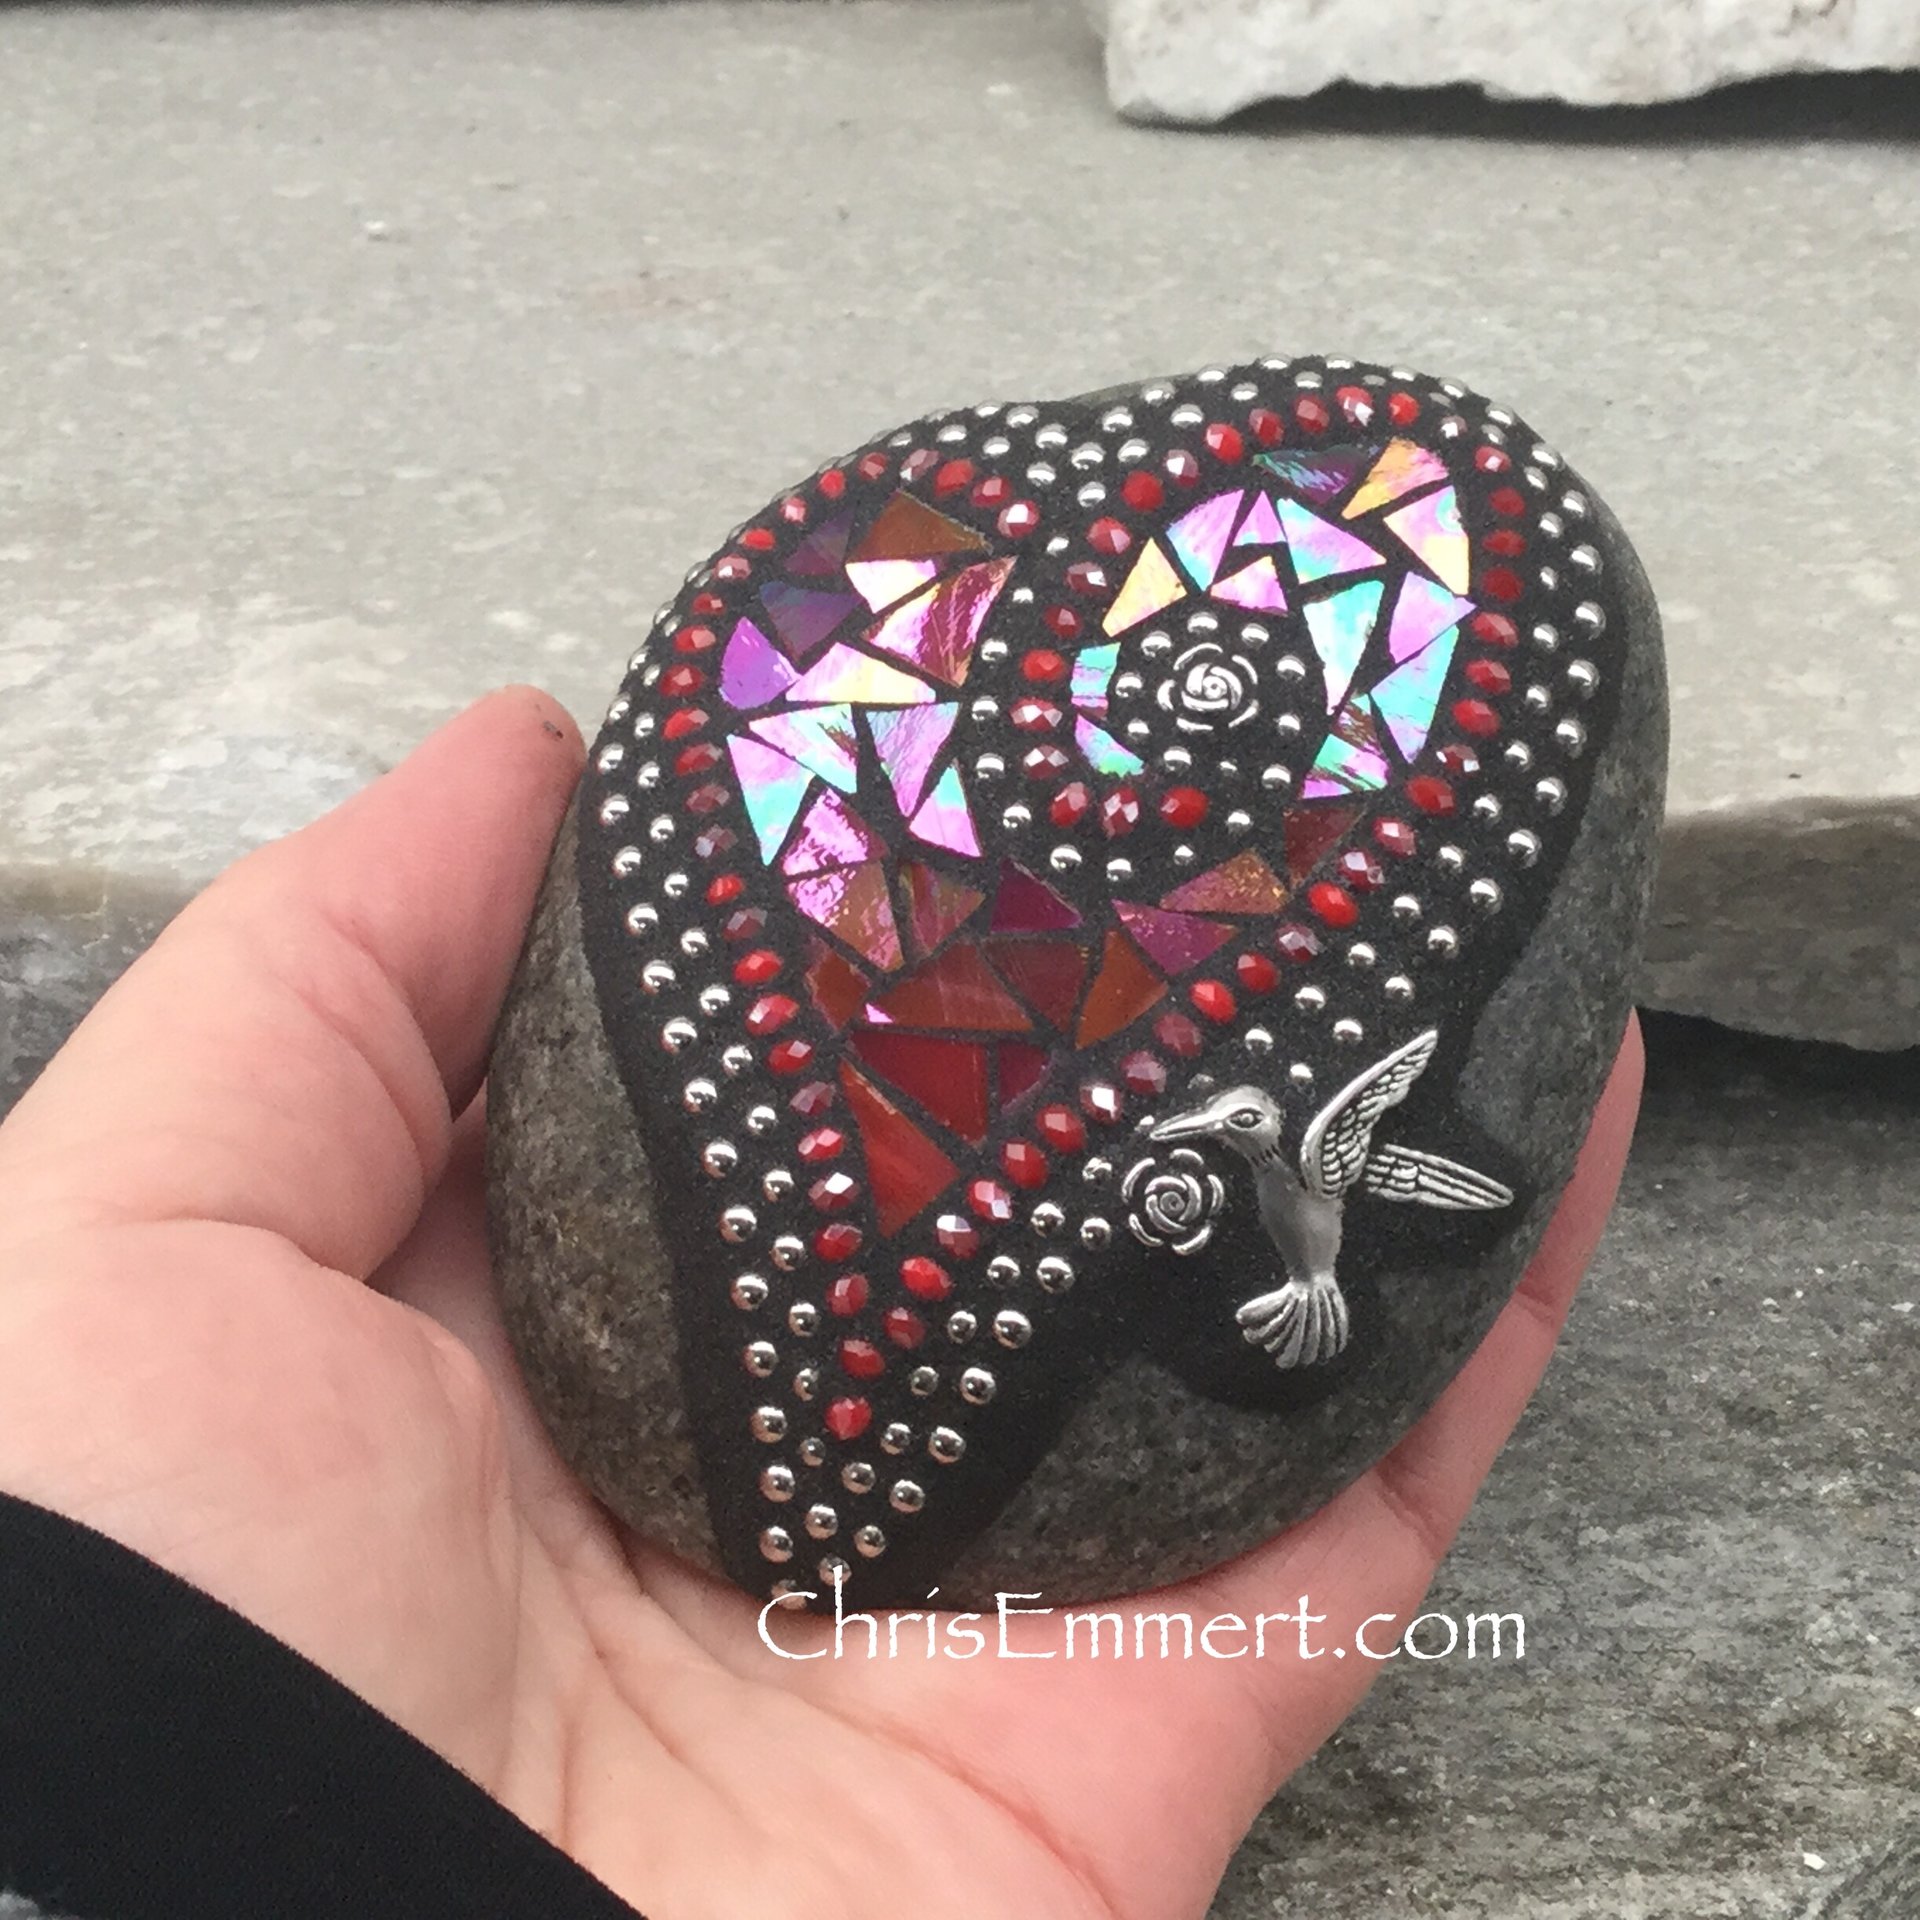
[487,357,1668,1609]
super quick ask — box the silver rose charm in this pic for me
[1157,641,1259,732]
[1123,1147,1227,1256]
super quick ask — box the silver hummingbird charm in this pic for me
[1150,1029,1515,1370]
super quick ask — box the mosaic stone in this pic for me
[490,355,1667,1612]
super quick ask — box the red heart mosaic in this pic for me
[563,357,1648,1607]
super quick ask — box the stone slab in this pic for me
[1087,0,1920,119]
[1218,1014,1920,1919]
[0,6,1916,1043]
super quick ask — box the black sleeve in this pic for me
[0,1494,643,1920]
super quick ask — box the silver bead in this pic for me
[854,1525,888,1560]
[1384,974,1415,1002]
[1036,1256,1075,1293]
[804,1503,838,1540]
[841,1460,876,1495]
[697,985,731,1017]
[929,1426,967,1464]
[881,1422,913,1456]
[745,1104,778,1135]
[1332,1018,1364,1045]
[946,1310,978,1344]
[770,1234,805,1271]
[1080,1216,1112,1249]
[721,1044,753,1076]
[786,1300,819,1337]
[909,1365,939,1397]
[731,1272,769,1310]
[625,903,659,938]
[762,1167,795,1201]
[719,1205,757,1243]
[890,1479,926,1513]
[742,1340,777,1378]
[1555,718,1588,756]
[760,1464,795,1502]
[1428,925,1460,958]
[1507,830,1541,866]
[1470,878,1503,911]
[1536,777,1568,814]
[660,1017,697,1054]
[751,1406,788,1443]
[759,1527,794,1563]
[791,1365,819,1403]
[685,1078,720,1114]
[986,1254,1021,1286]
[1030,1201,1065,1236]
[641,960,677,994]
[680,926,710,957]
[994,1310,1033,1349]
[701,1139,737,1177]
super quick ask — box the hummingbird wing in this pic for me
[1299,1028,1440,1199]
[1362,1143,1515,1211]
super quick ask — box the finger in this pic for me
[0,688,582,1279]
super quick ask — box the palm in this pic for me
[0,693,1639,1920]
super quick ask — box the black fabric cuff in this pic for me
[0,1493,641,1920]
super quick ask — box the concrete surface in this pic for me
[1087,0,1920,119]
[1,5,1918,1045]
[1219,1014,1919,1920]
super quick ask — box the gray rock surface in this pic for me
[1,5,1917,1051]
[1217,1015,1920,1919]
[1088,0,1920,119]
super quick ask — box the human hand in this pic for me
[0,690,1641,1920]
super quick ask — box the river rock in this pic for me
[487,355,1667,1610]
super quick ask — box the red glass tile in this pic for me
[1284,805,1361,884]
[804,945,870,1031]
[850,1029,991,1142]
[990,859,1081,933]
[982,937,1087,1033]
[996,1040,1052,1111]
[840,1065,961,1235]
[1160,850,1290,916]
[1114,902,1236,975]
[868,943,1033,1033]
[1075,929,1168,1046]
[902,862,986,956]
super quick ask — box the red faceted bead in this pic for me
[1453,698,1501,738]
[1101,786,1142,837]
[734,949,782,985]
[745,994,798,1036]
[790,1079,835,1116]
[1388,390,1421,426]
[676,742,723,776]
[900,1255,953,1301]
[934,459,975,497]
[1237,953,1279,993]
[1337,849,1386,891]
[855,450,890,481]
[1437,743,1481,776]
[1335,385,1375,425]
[660,664,705,698]
[1470,611,1519,647]
[1190,980,1236,1023]
[1164,448,1201,487]
[1466,658,1513,695]
[739,527,776,553]
[1154,1011,1204,1057]
[1024,744,1071,779]
[1489,486,1526,518]
[901,449,939,484]
[1011,698,1064,733]
[674,624,718,654]
[663,707,709,741]
[809,1171,860,1214]
[1406,774,1457,816]
[693,827,736,861]
[707,873,746,905]
[1043,605,1082,639]
[1275,923,1322,964]
[769,1038,816,1075]
[1050,782,1092,828]
[817,1223,864,1263]
[684,782,729,817]
[1023,648,1068,682]
[935,1214,980,1258]
[1294,396,1330,434]
[824,1396,871,1441]
[971,474,1013,509]
[1065,560,1109,595]
[1080,1082,1124,1125]
[1035,1104,1086,1151]
[713,554,751,582]
[1374,818,1417,858]
[1158,786,1208,829]
[826,1272,869,1317]
[817,467,848,500]
[1475,445,1513,474]
[1308,882,1360,928]
[691,591,726,616]
[998,500,1041,538]
[1204,422,1244,462]
[1483,565,1525,603]
[840,1337,884,1380]
[1248,407,1284,445]
[798,1126,845,1164]
[1121,1051,1167,1096]
[968,1178,1014,1223]
[1121,470,1165,511]
[1001,1141,1050,1190]
[1484,528,1526,558]
[780,493,810,525]
[724,906,767,941]
[1088,517,1132,555]
[883,1307,927,1350]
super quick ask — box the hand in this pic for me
[0,691,1641,1920]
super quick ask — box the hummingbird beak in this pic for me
[1151,1110,1212,1143]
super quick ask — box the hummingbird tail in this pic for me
[1235,1274,1350,1370]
